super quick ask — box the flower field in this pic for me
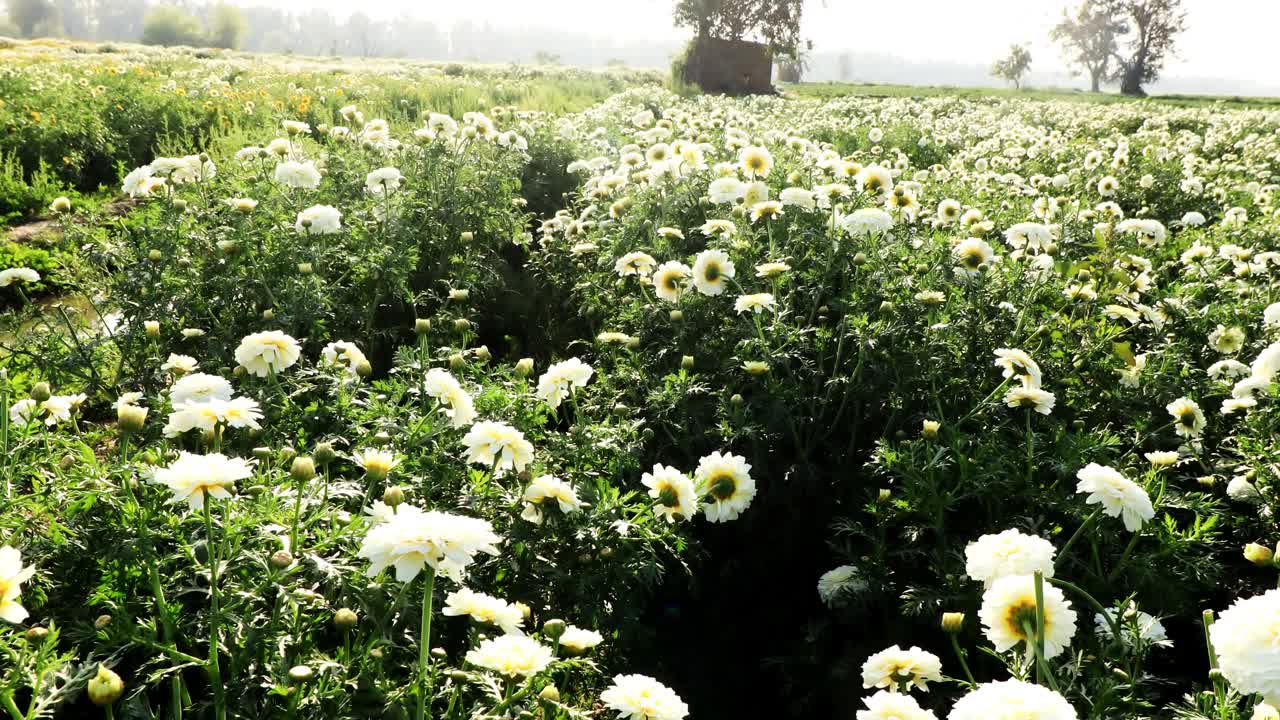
[3,45,1280,720]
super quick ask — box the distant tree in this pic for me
[95,0,145,41]
[206,2,245,49]
[837,52,852,81]
[673,0,806,56]
[1109,0,1186,96]
[0,16,17,36]
[991,43,1033,89]
[776,48,808,83]
[344,11,371,56]
[533,50,561,65]
[141,5,202,46]
[7,0,57,37]
[1051,0,1125,92]
[55,0,89,39]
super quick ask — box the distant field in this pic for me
[785,80,1280,108]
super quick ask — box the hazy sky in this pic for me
[268,0,1279,90]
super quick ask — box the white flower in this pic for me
[536,358,593,408]
[8,399,38,427]
[354,448,400,479]
[840,208,894,237]
[734,293,776,315]
[442,588,524,634]
[818,564,865,606]
[692,250,735,297]
[779,187,815,209]
[465,635,553,677]
[1003,222,1053,251]
[295,204,342,235]
[964,529,1056,588]
[600,674,689,720]
[1074,463,1154,532]
[273,160,322,189]
[558,626,604,652]
[856,690,937,720]
[653,261,691,303]
[708,177,746,204]
[0,546,36,624]
[121,165,155,196]
[161,353,198,374]
[949,680,1077,720]
[358,505,501,583]
[953,238,995,275]
[641,464,698,523]
[738,145,773,177]
[423,369,476,428]
[321,341,368,379]
[235,331,302,377]
[1210,325,1246,354]
[861,645,943,692]
[169,373,233,406]
[152,452,254,510]
[1227,476,1262,503]
[461,421,534,475]
[1166,397,1205,438]
[0,268,40,287]
[994,349,1042,389]
[520,475,588,524]
[1004,386,1056,415]
[1094,606,1169,647]
[615,252,658,278]
[365,167,403,195]
[695,451,756,522]
[979,575,1078,660]
[1211,589,1280,706]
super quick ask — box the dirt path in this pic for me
[5,196,139,244]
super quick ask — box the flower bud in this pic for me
[853,252,868,266]
[680,355,695,370]
[290,456,316,483]
[538,684,560,702]
[278,446,297,464]
[542,619,567,639]
[94,614,113,630]
[59,453,75,470]
[474,345,491,363]
[217,239,240,255]
[30,382,51,402]
[172,198,187,211]
[921,419,940,440]
[877,488,891,503]
[334,608,359,629]
[1244,542,1274,567]
[297,262,313,275]
[460,231,474,242]
[730,393,744,406]
[941,612,965,633]
[24,626,48,643]
[431,647,447,659]
[270,549,294,569]
[144,321,161,338]
[262,308,275,321]
[448,353,466,370]
[87,664,124,706]
[252,446,273,461]
[453,318,471,332]
[49,196,71,213]
[879,301,895,314]
[449,288,470,301]
[148,249,164,262]
[288,665,314,684]
[355,359,373,378]
[669,310,684,322]
[515,358,534,377]
[118,404,148,433]
[382,485,405,507]
[314,442,337,466]
[514,602,531,620]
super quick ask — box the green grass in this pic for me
[784,81,1280,108]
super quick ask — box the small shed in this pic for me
[682,36,774,95]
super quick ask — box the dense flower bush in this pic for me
[2,73,1280,720]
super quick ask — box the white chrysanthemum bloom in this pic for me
[1095,606,1169,646]
[948,680,1077,720]
[0,546,36,624]
[365,167,403,195]
[536,358,594,408]
[861,645,943,692]
[423,368,476,428]
[734,293,776,315]
[1251,342,1280,383]
[295,204,342,235]
[521,475,588,524]
[1104,304,1141,325]
[964,529,1056,588]
[779,187,816,210]
[700,219,737,238]
[167,371,232,407]
[465,634,553,677]
[1145,450,1179,467]
[1181,210,1206,226]
[1227,476,1262,503]
[738,145,774,178]
[1208,360,1251,380]
[152,452,254,510]
[235,331,302,378]
[755,261,790,278]
[1211,589,1280,706]
[642,464,698,523]
[114,392,144,411]
[121,165,155,196]
[1075,463,1154,532]
[841,208,894,237]
[559,626,604,653]
[1003,222,1052,252]
[273,160,321,189]
[979,575,1078,659]
[0,267,40,287]
[358,505,501,583]
[749,200,784,223]
[163,397,262,437]
[695,451,756,522]
[857,690,936,720]
[615,252,658,278]
[8,399,39,427]
[953,238,995,276]
[856,165,893,198]
[1166,397,1205,438]
[1116,218,1166,246]
[442,588,524,634]
[653,261,692,303]
[1209,325,1246,355]
[601,674,689,720]
[1265,304,1280,328]
[994,348,1042,388]
[353,448,400,479]
[161,353,198,375]
[461,421,534,475]
[169,372,234,407]
[708,177,746,204]
[817,564,864,606]
[1004,386,1055,415]
[687,250,735,297]
[321,341,368,379]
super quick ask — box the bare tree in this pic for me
[1051,0,1125,92]
[1110,0,1187,96]
[991,43,1033,89]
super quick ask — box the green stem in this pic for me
[0,693,22,720]
[203,501,227,720]
[1047,577,1121,640]
[1057,508,1102,563]
[948,635,976,686]
[1105,531,1143,583]
[416,568,436,720]
[1033,572,1049,685]
[290,477,304,552]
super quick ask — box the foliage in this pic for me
[139,5,205,48]
[1110,0,1188,96]
[672,0,806,56]
[1051,0,1126,92]
[991,43,1033,89]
